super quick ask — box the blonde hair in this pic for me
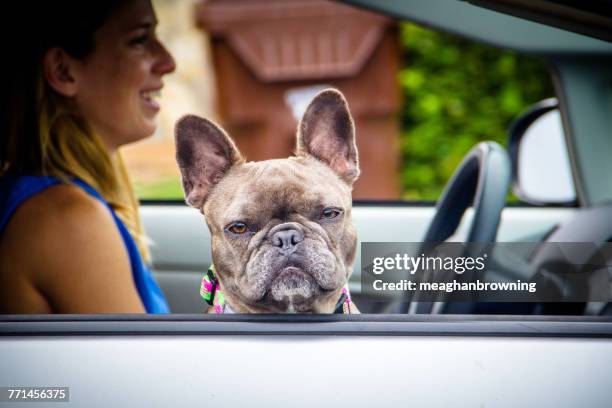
[37,75,151,262]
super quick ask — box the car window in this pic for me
[3,0,607,319]
[120,0,605,319]
[124,0,555,202]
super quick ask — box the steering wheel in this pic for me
[423,141,511,244]
[399,142,512,314]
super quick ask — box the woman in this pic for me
[0,0,176,313]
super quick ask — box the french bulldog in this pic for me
[175,89,360,313]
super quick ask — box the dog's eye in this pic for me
[320,207,342,219]
[228,222,249,234]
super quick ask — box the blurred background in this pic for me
[123,0,554,202]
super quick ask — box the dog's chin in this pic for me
[268,267,318,312]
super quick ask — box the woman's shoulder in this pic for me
[0,181,146,313]
[0,181,125,275]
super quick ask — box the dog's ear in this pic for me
[296,89,359,185]
[175,115,243,208]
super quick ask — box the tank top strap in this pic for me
[0,176,62,232]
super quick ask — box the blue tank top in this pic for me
[0,175,169,313]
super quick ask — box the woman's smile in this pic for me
[140,87,162,113]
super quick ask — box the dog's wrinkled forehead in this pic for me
[205,156,351,225]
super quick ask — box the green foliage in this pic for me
[399,23,554,200]
[134,178,183,200]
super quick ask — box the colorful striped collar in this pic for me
[200,265,353,314]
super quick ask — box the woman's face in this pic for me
[72,0,175,150]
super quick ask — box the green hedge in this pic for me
[398,23,554,200]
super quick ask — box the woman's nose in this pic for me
[153,40,176,75]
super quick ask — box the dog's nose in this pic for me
[271,224,304,251]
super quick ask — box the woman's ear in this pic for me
[43,47,79,97]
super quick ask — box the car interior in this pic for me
[142,0,612,317]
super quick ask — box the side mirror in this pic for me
[508,98,576,206]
